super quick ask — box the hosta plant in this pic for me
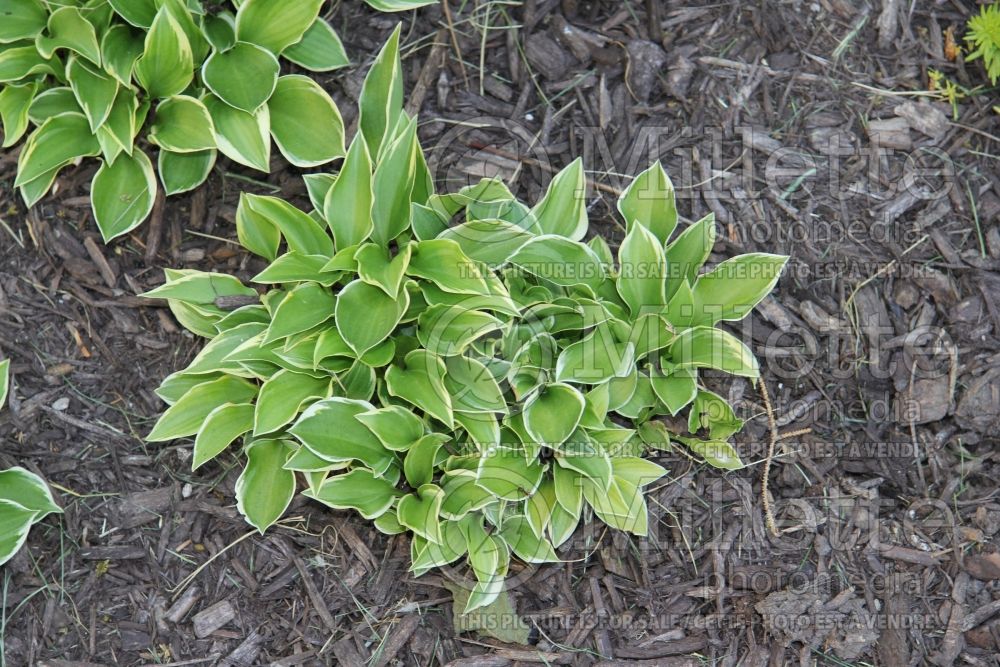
[146,33,788,612]
[0,0,434,242]
[0,360,63,567]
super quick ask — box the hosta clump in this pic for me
[0,360,63,566]
[147,34,788,613]
[0,0,433,242]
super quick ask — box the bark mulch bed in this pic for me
[2,1,1000,665]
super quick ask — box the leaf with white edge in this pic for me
[323,134,374,248]
[202,12,236,51]
[108,0,157,28]
[475,446,543,501]
[158,148,216,196]
[0,499,39,567]
[91,148,157,242]
[243,194,334,256]
[407,239,492,296]
[668,327,759,379]
[67,56,118,132]
[664,213,715,300]
[100,24,144,85]
[552,463,582,516]
[555,325,635,384]
[617,220,667,316]
[358,24,402,156]
[443,355,506,414]
[254,369,330,435]
[499,515,559,563]
[0,45,55,83]
[689,253,789,326]
[192,402,253,469]
[150,95,215,152]
[289,397,395,473]
[548,501,579,548]
[611,457,667,488]
[617,161,678,245]
[356,405,425,451]
[36,6,101,64]
[438,218,533,267]
[687,389,743,441]
[582,477,648,536]
[385,349,454,428]
[148,375,258,441]
[0,0,47,43]
[15,113,99,189]
[508,235,606,290]
[143,269,256,306]
[236,191,280,260]
[96,87,138,160]
[440,472,495,519]
[235,439,295,532]
[235,0,324,54]
[303,468,400,519]
[529,158,587,240]
[204,93,270,171]
[251,251,338,285]
[335,279,410,355]
[397,484,444,543]
[355,243,410,298]
[676,435,744,470]
[0,467,61,517]
[0,358,8,407]
[365,0,437,9]
[264,283,335,344]
[523,383,585,448]
[268,74,345,167]
[0,81,35,148]
[134,7,193,99]
[202,41,278,113]
[371,114,417,246]
[281,19,348,72]
[417,305,502,358]
[555,437,612,490]
[650,366,697,416]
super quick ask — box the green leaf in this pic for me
[100,24,144,85]
[108,0,158,28]
[0,467,61,517]
[371,114,417,245]
[689,253,788,326]
[251,251,337,285]
[440,471,494,519]
[0,499,39,567]
[523,383,585,448]
[687,389,743,441]
[358,24,402,156]
[650,366,697,416]
[676,435,744,470]
[134,7,194,99]
[236,439,295,532]
[91,148,157,242]
[552,463,582,517]
[617,161,678,245]
[397,484,444,543]
[158,148,216,196]
[235,0,324,54]
[617,220,667,316]
[417,305,502,357]
[438,218,533,267]
[192,402,254,469]
[144,269,256,305]
[385,349,454,428]
[202,12,236,51]
[204,93,270,171]
[582,476,648,536]
[335,279,410,355]
[281,18,349,72]
[530,158,587,240]
[265,283,335,343]
[15,113,99,189]
[202,41,278,113]
[150,95,216,152]
[36,6,101,64]
[268,74,344,167]
[27,87,80,125]
[0,358,8,407]
[611,456,667,488]
[323,133,374,249]
[243,194,333,256]
[95,87,138,161]
[407,239,492,296]
[669,327,759,379]
[303,468,399,519]
[443,355,506,414]
[254,369,330,435]
[356,405,425,451]
[476,446,543,501]
[555,324,635,384]
[0,81,36,148]
[289,397,395,472]
[0,45,55,83]
[355,243,410,298]
[67,56,118,132]
[236,192,279,260]
[499,515,559,563]
[365,0,437,9]
[0,0,47,43]
[148,375,258,441]
[664,213,715,301]
[508,235,606,290]
[555,437,612,490]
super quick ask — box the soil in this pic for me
[3,1,1000,665]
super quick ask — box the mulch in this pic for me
[2,0,1000,664]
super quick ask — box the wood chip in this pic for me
[192,600,236,639]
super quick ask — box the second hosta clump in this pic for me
[147,34,787,612]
